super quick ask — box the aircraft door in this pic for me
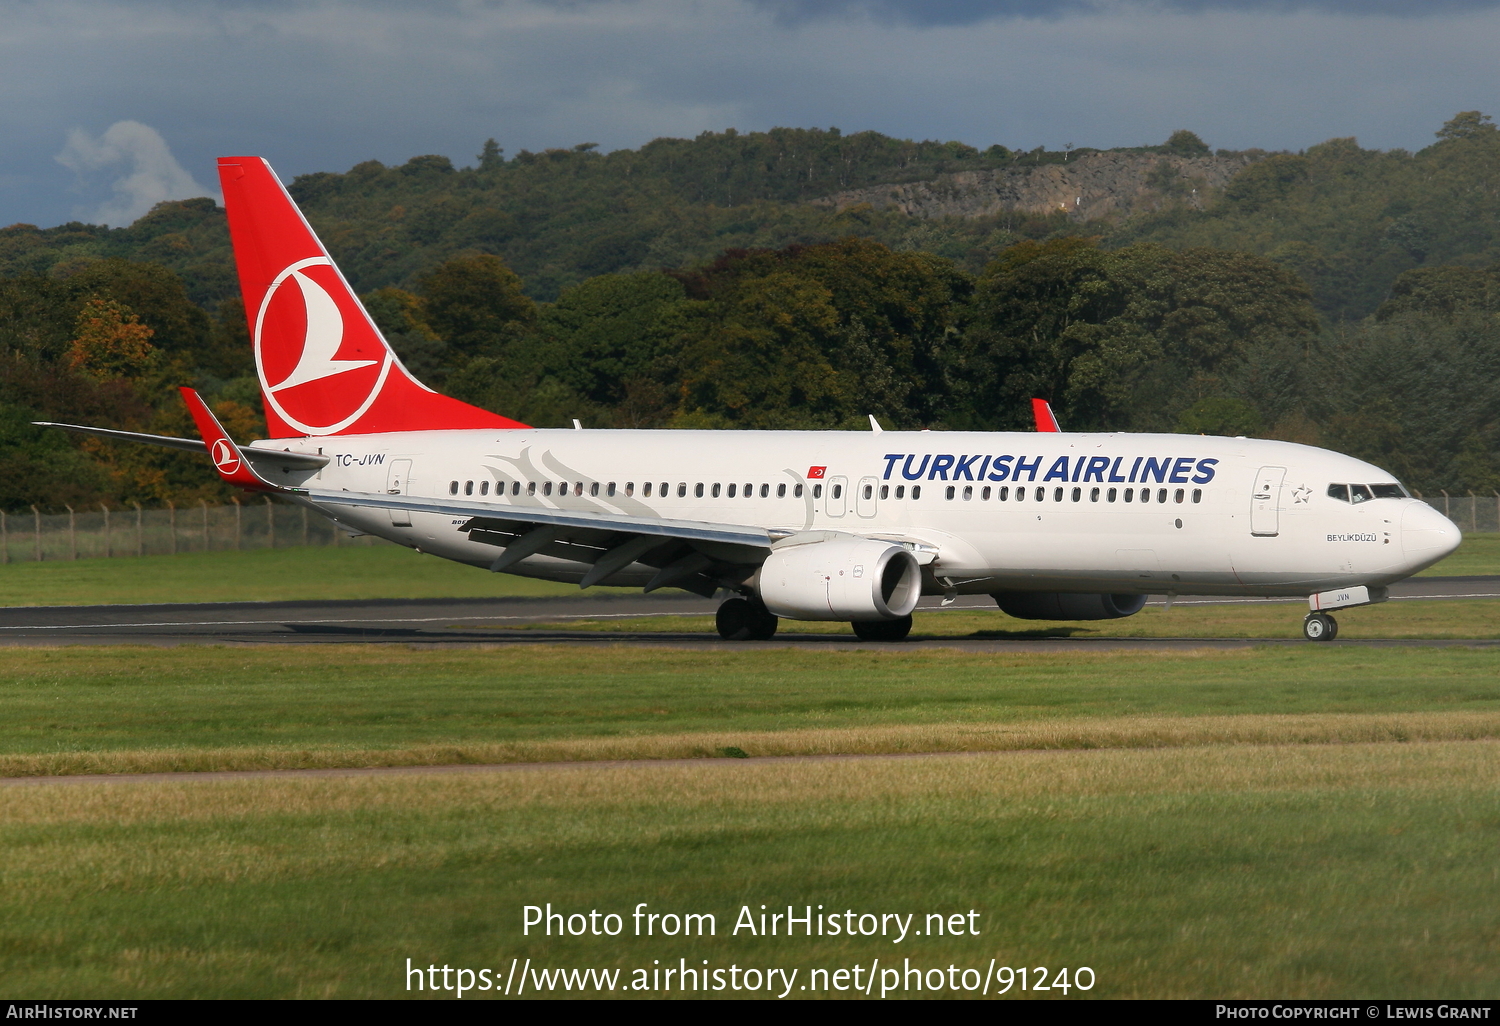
[386,459,412,527]
[856,476,878,518]
[1250,465,1285,537]
[826,476,848,518]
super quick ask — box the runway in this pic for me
[0,576,1495,650]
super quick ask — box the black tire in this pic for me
[1303,613,1337,642]
[717,598,779,641]
[852,615,913,642]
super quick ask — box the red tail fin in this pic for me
[1031,398,1061,432]
[217,156,528,437]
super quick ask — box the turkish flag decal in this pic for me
[807,466,827,479]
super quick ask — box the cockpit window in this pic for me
[1331,482,1410,502]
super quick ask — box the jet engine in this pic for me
[758,535,922,621]
[992,591,1147,621]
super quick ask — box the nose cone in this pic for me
[1402,501,1461,572]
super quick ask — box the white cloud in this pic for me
[55,120,217,226]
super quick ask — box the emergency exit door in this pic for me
[1250,465,1285,537]
[386,459,412,527]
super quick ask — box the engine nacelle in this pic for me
[759,535,922,621]
[992,591,1147,621]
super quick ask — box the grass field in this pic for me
[5,738,1500,998]
[0,532,1494,608]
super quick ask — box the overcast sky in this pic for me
[3,0,1497,227]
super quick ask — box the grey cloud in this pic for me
[747,0,1500,25]
[55,120,218,226]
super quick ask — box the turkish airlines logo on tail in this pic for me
[254,257,392,435]
[210,438,240,474]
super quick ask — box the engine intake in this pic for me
[992,591,1147,621]
[759,535,921,621]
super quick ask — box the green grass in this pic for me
[4,644,1500,775]
[4,741,1500,998]
[0,530,1493,608]
[0,544,636,606]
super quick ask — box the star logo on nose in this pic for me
[1292,484,1311,504]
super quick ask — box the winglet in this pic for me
[1031,398,1061,432]
[868,414,883,433]
[179,387,278,491]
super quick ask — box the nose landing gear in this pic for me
[1303,612,1339,642]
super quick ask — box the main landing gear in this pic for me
[1303,612,1339,642]
[716,597,779,641]
[852,615,913,642]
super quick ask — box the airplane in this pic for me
[38,156,1462,643]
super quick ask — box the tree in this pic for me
[1436,111,1496,142]
[1163,130,1210,156]
[477,138,504,171]
[66,298,154,379]
[415,254,535,359]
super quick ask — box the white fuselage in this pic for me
[267,429,1461,599]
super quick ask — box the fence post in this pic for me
[301,506,308,547]
[168,501,177,555]
[133,503,143,557]
[1441,490,1449,518]
[101,503,110,558]
[200,499,209,551]
[1469,493,1478,533]
[32,505,41,562]
[1495,491,1499,534]
[66,505,76,560]
[1,510,6,565]
[233,497,242,550]
[265,496,275,549]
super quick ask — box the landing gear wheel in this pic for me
[852,615,913,642]
[1303,613,1338,642]
[716,598,779,641]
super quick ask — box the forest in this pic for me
[1,114,1498,512]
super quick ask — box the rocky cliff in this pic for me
[810,151,1257,222]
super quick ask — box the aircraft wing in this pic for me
[301,488,775,593]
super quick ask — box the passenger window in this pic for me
[644,482,653,497]
[695,483,704,497]
[1035,487,1045,502]
[1351,484,1373,503]
[1016,487,1024,501]
[895,485,905,499]
[527,481,537,496]
[465,480,474,495]
[678,483,686,497]
[880,485,890,499]
[449,481,458,495]
[778,483,787,498]
[813,484,823,499]
[1124,488,1133,502]
[912,485,922,499]
[1327,484,1349,502]
[576,483,584,497]
[1071,487,1081,502]
[1140,488,1150,504]
[1090,487,1100,502]
[1054,487,1064,502]
[1107,488,1117,502]
[1192,489,1201,503]
[661,482,669,497]
[863,484,874,500]
[794,484,803,498]
[945,486,955,500]
[607,482,616,497]
[832,484,842,499]
[591,482,600,497]
[981,486,991,500]
[712,483,721,498]
[480,481,489,495]
[761,484,770,498]
[1158,489,1168,503]
[999,486,1009,500]
[728,483,737,498]
[1174,488,1184,503]
[625,482,634,497]
[542,482,552,496]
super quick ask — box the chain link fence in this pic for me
[1415,492,1500,534]
[0,500,385,563]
